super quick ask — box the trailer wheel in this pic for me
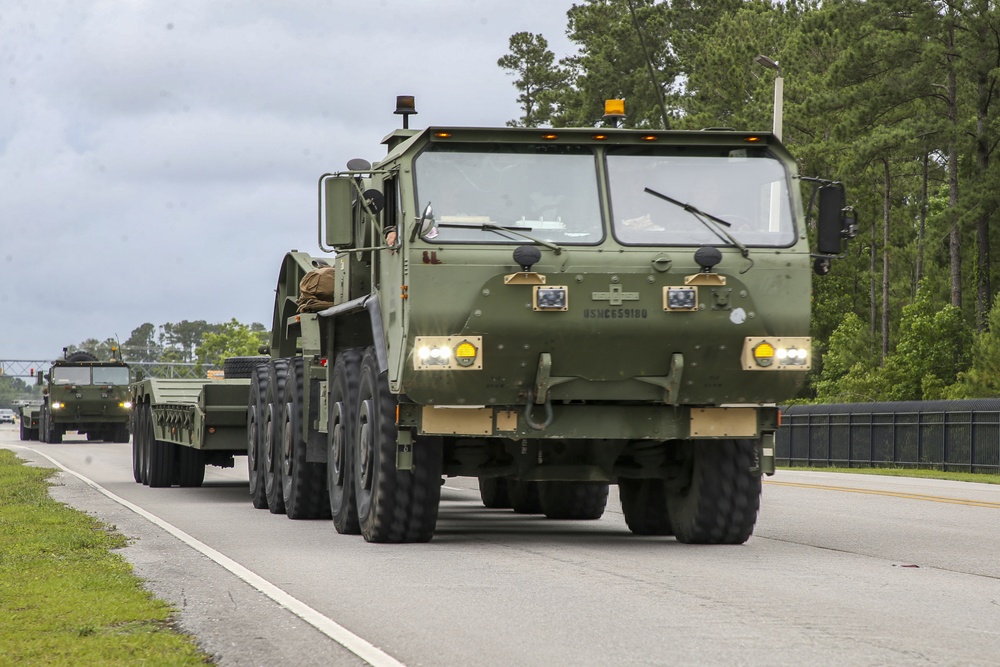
[478,476,512,509]
[280,357,330,519]
[508,479,542,514]
[264,359,288,514]
[539,481,609,520]
[131,404,144,483]
[247,362,269,509]
[666,439,761,545]
[147,412,177,488]
[329,350,361,534]
[176,446,206,487]
[354,347,442,543]
[619,478,673,535]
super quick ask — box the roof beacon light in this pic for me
[603,99,625,124]
[394,95,417,129]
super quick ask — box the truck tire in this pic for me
[147,416,177,488]
[176,446,206,487]
[508,479,542,514]
[115,423,130,443]
[280,357,330,519]
[223,355,270,380]
[354,347,442,542]
[619,478,673,535]
[247,363,269,509]
[478,476,512,509]
[132,404,144,483]
[539,481,609,520]
[19,421,27,441]
[66,351,98,362]
[264,359,289,515]
[329,350,361,534]
[46,416,62,444]
[666,439,761,545]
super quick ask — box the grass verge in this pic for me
[778,465,1000,485]
[0,449,212,666]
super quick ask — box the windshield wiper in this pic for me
[643,187,750,262]
[437,221,564,255]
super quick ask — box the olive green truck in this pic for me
[23,350,132,443]
[130,97,856,544]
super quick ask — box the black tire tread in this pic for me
[619,478,673,535]
[539,481,609,520]
[282,357,330,519]
[667,440,761,545]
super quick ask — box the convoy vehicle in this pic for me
[17,402,41,440]
[130,97,856,544]
[34,349,133,443]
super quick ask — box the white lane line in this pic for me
[12,446,406,667]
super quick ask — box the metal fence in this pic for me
[776,400,1000,474]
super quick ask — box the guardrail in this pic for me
[776,400,1000,474]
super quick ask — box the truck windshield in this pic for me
[93,367,130,385]
[607,151,796,247]
[52,367,92,385]
[414,146,604,244]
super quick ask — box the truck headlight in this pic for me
[120,401,133,409]
[743,337,811,371]
[51,402,64,410]
[414,335,483,371]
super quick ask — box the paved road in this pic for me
[3,425,999,666]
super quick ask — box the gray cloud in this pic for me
[0,0,573,359]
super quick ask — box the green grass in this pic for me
[778,465,1000,485]
[0,449,211,666]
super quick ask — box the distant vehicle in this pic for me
[0,409,15,424]
[33,348,132,443]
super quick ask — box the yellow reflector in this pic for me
[542,133,558,140]
[753,341,775,367]
[754,342,775,358]
[604,99,625,116]
[455,342,477,359]
[434,132,452,138]
[641,135,658,141]
[593,134,608,140]
[745,136,762,142]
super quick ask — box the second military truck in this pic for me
[132,97,855,544]
[31,349,133,443]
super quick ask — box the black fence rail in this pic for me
[776,400,1000,474]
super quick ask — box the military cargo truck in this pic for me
[37,349,133,443]
[134,97,855,544]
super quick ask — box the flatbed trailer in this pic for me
[129,372,256,487]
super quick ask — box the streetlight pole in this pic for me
[754,54,783,141]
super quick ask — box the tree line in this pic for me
[500,0,1000,401]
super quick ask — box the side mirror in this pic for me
[414,202,438,241]
[816,184,852,255]
[36,370,43,386]
[321,176,355,247]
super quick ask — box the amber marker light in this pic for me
[753,341,775,367]
[434,132,452,139]
[745,136,762,143]
[454,340,479,367]
[641,135,658,142]
[593,134,608,140]
[541,133,559,140]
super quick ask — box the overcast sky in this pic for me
[0,0,575,361]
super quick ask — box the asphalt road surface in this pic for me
[3,425,999,666]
